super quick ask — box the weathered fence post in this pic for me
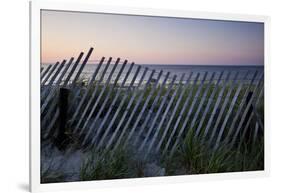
[56,87,70,150]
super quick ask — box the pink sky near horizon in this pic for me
[41,10,264,65]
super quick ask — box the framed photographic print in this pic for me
[30,0,270,192]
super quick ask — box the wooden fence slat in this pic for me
[187,72,216,135]
[64,49,95,113]
[79,59,121,136]
[41,65,52,80]
[41,55,83,127]
[194,71,225,138]
[62,52,84,86]
[201,71,232,140]
[72,48,94,85]
[41,58,74,107]
[155,72,193,152]
[96,64,141,149]
[133,72,172,147]
[106,68,152,150]
[82,60,128,146]
[44,109,59,138]
[41,53,84,121]
[252,123,259,146]
[43,52,84,125]
[124,71,168,147]
[240,86,263,145]
[252,104,264,131]
[112,70,161,151]
[207,71,241,145]
[79,59,122,144]
[169,72,208,156]
[213,71,250,149]
[41,62,59,85]
[41,64,52,82]
[69,57,105,126]
[230,76,264,148]
[139,74,177,152]
[251,83,264,145]
[72,58,112,134]
[162,73,201,154]
[250,89,264,144]
[45,61,66,86]
[42,53,89,137]
[242,113,254,142]
[222,71,259,144]
[40,63,62,124]
[213,84,243,148]
[235,79,264,147]
[42,49,93,138]
[146,74,185,155]
[78,58,119,136]
[41,60,66,99]
[230,83,263,148]
[41,58,74,114]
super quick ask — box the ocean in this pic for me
[41,63,264,85]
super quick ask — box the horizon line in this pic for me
[41,62,264,66]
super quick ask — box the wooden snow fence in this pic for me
[40,47,264,156]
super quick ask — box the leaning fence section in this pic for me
[40,48,264,156]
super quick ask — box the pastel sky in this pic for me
[41,10,264,65]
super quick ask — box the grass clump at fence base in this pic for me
[41,170,66,184]
[162,129,264,176]
[80,147,130,180]
[80,146,150,181]
[41,159,66,183]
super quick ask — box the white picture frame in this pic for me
[30,0,270,192]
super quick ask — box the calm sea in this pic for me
[41,63,264,84]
